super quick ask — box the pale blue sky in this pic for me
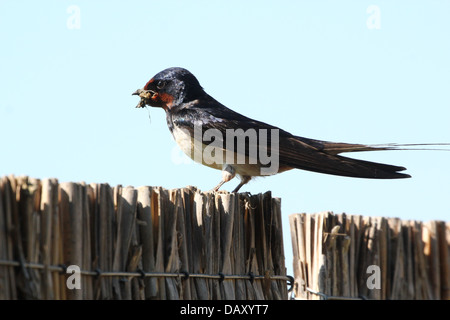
[1,1,449,278]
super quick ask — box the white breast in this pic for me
[171,125,223,171]
[171,125,274,177]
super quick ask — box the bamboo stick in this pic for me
[59,182,83,300]
[136,186,157,299]
[153,187,166,299]
[246,194,265,300]
[437,221,450,300]
[403,221,415,299]
[443,222,450,300]
[378,217,388,300]
[163,189,180,300]
[2,176,18,299]
[95,183,115,299]
[0,177,14,299]
[233,193,246,299]
[318,213,326,298]
[271,197,287,299]
[81,183,93,299]
[305,213,313,298]
[258,193,274,299]
[353,214,363,298]
[191,191,208,299]
[389,218,403,299]
[203,191,218,299]
[0,179,7,299]
[172,189,190,300]
[414,221,433,299]
[424,221,441,299]
[336,213,351,298]
[112,186,138,299]
[39,178,58,299]
[128,242,143,299]
[323,214,337,297]
[259,193,272,299]
[13,176,39,299]
[52,181,63,300]
[289,214,303,299]
[179,188,194,299]
[111,185,122,299]
[242,194,254,300]
[217,193,235,300]
[18,177,37,287]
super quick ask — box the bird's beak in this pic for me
[133,88,147,108]
[132,89,142,96]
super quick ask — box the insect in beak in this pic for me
[132,89,158,108]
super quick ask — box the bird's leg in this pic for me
[232,175,252,193]
[211,164,236,192]
[212,180,226,192]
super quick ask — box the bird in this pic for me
[132,67,448,193]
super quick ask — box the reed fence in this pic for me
[0,175,288,300]
[289,211,450,300]
[2,174,449,300]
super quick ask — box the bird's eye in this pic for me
[157,80,166,89]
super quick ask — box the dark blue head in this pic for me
[134,67,205,110]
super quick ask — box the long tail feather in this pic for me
[319,142,450,155]
[282,138,450,179]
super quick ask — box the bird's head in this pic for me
[132,67,204,110]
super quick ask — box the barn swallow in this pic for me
[132,67,445,193]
